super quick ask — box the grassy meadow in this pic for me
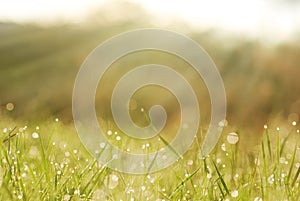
[1,3,300,200]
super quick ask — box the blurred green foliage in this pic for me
[0,4,299,131]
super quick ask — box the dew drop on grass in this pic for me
[254,197,263,201]
[6,103,14,111]
[279,157,286,164]
[116,136,121,141]
[63,194,71,201]
[264,125,268,129]
[218,119,228,127]
[17,194,23,200]
[107,130,112,136]
[292,121,297,126]
[92,189,106,200]
[187,160,193,166]
[105,174,119,189]
[29,146,39,157]
[100,142,105,148]
[221,143,226,151]
[231,190,239,198]
[227,132,239,144]
[268,174,275,185]
[32,132,39,139]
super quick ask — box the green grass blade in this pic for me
[292,165,300,187]
[286,144,297,185]
[212,160,230,194]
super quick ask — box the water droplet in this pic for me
[100,142,106,148]
[32,132,39,139]
[6,103,14,111]
[227,132,239,144]
[207,173,212,179]
[63,194,71,201]
[264,125,268,129]
[36,126,39,130]
[57,170,62,175]
[187,160,193,166]
[141,186,146,191]
[254,197,263,201]
[268,174,274,185]
[292,121,297,126]
[107,130,112,136]
[221,143,226,151]
[279,157,286,164]
[116,136,121,141]
[92,189,106,200]
[231,190,239,198]
[126,187,135,194]
[55,118,59,122]
[17,194,23,199]
[74,189,80,195]
[105,174,119,189]
[218,119,228,127]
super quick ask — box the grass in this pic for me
[0,117,299,201]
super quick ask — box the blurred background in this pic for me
[0,0,300,133]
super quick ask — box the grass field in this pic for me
[0,116,299,200]
[1,4,300,200]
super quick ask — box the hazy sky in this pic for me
[0,0,299,40]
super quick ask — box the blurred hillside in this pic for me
[0,4,299,131]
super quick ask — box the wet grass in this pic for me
[0,118,299,200]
